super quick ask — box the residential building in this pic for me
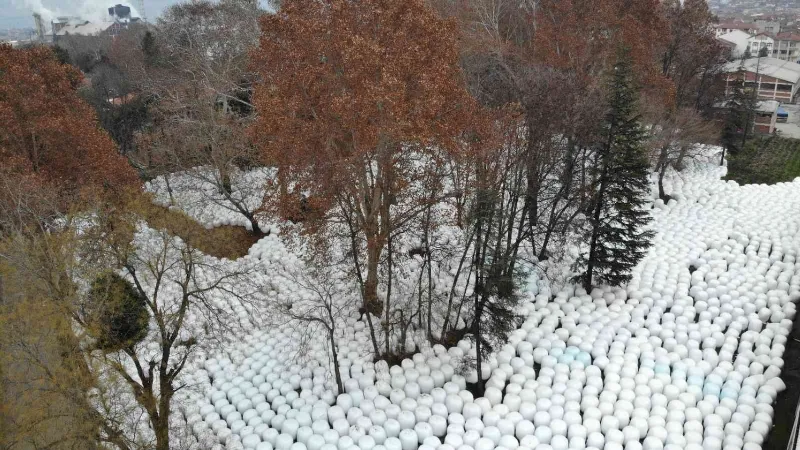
[755,19,781,34]
[724,57,800,103]
[747,32,775,55]
[772,33,800,63]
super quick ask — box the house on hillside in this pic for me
[724,57,800,103]
[747,32,775,56]
[715,21,760,36]
[754,19,781,34]
[773,33,800,63]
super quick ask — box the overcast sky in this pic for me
[1,0,273,29]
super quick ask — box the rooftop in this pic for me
[725,57,800,84]
[716,21,758,30]
[55,21,115,36]
[757,100,780,113]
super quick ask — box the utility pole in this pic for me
[136,0,147,22]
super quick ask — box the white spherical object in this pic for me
[276,434,294,450]
[475,438,495,450]
[243,434,263,449]
[399,429,418,450]
[485,388,503,406]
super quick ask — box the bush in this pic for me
[85,272,149,351]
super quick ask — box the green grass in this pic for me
[726,136,800,185]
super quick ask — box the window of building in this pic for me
[760,83,776,90]
[777,84,793,91]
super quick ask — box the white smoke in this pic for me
[14,0,141,26]
[12,0,60,23]
[78,0,141,23]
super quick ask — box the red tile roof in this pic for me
[716,21,757,30]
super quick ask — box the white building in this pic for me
[772,33,800,63]
[719,30,752,58]
[748,33,775,56]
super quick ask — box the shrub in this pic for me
[85,272,149,351]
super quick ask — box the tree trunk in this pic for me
[218,164,233,196]
[342,206,381,357]
[657,144,670,202]
[473,298,484,397]
[385,233,392,356]
[441,231,474,337]
[584,148,612,292]
[676,145,690,170]
[163,173,175,206]
[658,163,669,202]
[364,239,382,317]
[329,329,343,395]
[154,410,169,450]
[244,211,263,235]
[147,389,170,450]
[524,126,541,234]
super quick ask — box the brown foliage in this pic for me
[251,0,485,329]
[0,44,138,197]
[250,0,482,205]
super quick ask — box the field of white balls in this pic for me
[167,156,800,450]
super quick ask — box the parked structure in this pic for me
[754,100,780,134]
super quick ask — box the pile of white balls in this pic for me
[145,167,273,231]
[178,160,800,450]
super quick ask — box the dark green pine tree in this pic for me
[575,49,655,292]
[720,66,757,162]
[142,31,160,67]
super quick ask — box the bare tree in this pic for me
[278,265,349,395]
[642,104,720,201]
[77,202,266,450]
[120,0,267,234]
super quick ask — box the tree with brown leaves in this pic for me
[0,44,137,201]
[251,0,483,356]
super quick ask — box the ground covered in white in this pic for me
[145,167,274,231]
[156,155,800,450]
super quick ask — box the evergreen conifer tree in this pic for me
[721,65,757,161]
[575,49,655,292]
[142,31,160,67]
